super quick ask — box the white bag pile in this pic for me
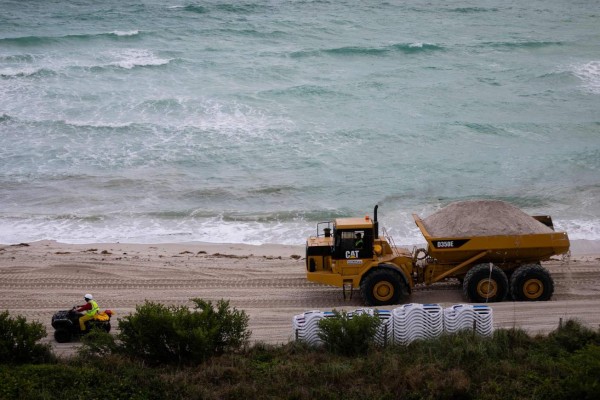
[292,310,335,346]
[292,308,393,346]
[392,303,444,345]
[292,303,493,345]
[443,304,494,337]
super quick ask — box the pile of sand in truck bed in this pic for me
[422,200,555,237]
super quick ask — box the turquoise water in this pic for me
[1,0,599,245]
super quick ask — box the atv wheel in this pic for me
[463,263,508,303]
[510,264,554,301]
[360,268,408,306]
[54,329,72,343]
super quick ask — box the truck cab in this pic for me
[332,219,374,261]
[306,216,375,278]
[306,208,413,305]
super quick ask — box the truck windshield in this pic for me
[333,229,373,259]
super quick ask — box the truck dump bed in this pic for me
[413,214,570,265]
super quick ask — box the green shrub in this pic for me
[0,310,54,364]
[317,310,381,356]
[117,298,250,365]
[546,319,600,354]
[78,327,118,358]
[0,360,179,399]
[1,322,600,399]
[560,344,600,399]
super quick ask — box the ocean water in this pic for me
[1,0,599,246]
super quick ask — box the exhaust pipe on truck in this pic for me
[374,204,379,239]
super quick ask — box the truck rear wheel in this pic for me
[360,268,408,306]
[510,264,554,301]
[463,263,508,303]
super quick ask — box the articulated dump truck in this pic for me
[305,200,570,306]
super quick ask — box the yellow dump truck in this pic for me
[305,204,570,305]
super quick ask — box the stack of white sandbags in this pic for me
[292,310,335,346]
[292,308,393,346]
[443,304,494,336]
[292,303,494,345]
[392,303,444,345]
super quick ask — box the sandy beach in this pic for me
[1,239,600,357]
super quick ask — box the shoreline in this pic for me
[4,237,600,257]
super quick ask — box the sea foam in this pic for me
[572,61,600,94]
[111,30,140,37]
[108,49,171,69]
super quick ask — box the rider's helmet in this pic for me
[84,294,93,301]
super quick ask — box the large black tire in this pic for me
[360,268,409,306]
[463,263,508,303]
[510,263,554,301]
[54,329,72,343]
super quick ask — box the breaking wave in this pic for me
[0,30,144,46]
[291,42,443,58]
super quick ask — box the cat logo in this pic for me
[345,250,360,259]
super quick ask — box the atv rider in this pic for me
[74,293,99,331]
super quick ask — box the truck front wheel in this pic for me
[463,263,508,303]
[510,264,554,301]
[360,269,408,306]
